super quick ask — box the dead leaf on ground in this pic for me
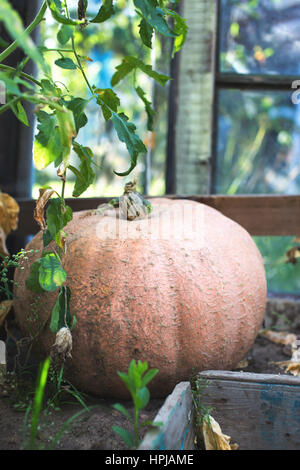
[201,414,238,450]
[33,188,55,231]
[0,193,20,256]
[233,358,249,369]
[259,329,298,348]
[0,300,13,328]
[273,348,300,377]
[286,246,300,265]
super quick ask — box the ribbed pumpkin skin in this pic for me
[13,199,266,398]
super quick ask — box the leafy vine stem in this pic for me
[0,0,187,357]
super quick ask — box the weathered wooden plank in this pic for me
[14,195,300,237]
[198,370,300,385]
[139,382,195,450]
[197,371,300,450]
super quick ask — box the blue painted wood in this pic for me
[139,382,195,450]
[140,371,300,450]
[198,371,300,450]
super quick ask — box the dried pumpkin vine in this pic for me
[0,1,187,352]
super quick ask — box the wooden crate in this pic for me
[140,371,300,450]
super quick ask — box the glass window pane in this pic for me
[214,88,300,294]
[33,1,171,199]
[254,236,300,294]
[214,89,300,195]
[220,0,300,75]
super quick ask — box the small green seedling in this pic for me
[112,359,161,449]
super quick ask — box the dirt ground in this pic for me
[0,313,299,450]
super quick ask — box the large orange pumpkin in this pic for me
[13,198,267,398]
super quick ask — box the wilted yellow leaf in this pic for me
[33,188,55,231]
[0,300,13,328]
[0,193,19,256]
[201,415,238,451]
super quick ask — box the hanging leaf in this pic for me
[163,8,188,56]
[57,24,74,45]
[33,111,62,170]
[138,18,154,48]
[90,0,114,23]
[133,0,176,38]
[33,188,55,231]
[55,57,77,70]
[25,259,45,293]
[111,112,147,176]
[69,142,95,197]
[39,252,67,292]
[55,108,77,164]
[46,198,73,242]
[65,97,88,133]
[135,86,155,131]
[47,0,82,26]
[95,88,120,121]
[50,286,74,333]
[9,100,29,127]
[111,56,170,87]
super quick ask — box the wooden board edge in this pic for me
[198,370,300,386]
[138,382,195,450]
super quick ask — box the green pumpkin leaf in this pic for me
[55,57,77,70]
[25,260,45,293]
[39,252,67,292]
[65,97,89,133]
[111,112,147,176]
[70,142,95,197]
[163,8,188,56]
[9,100,29,127]
[90,0,114,23]
[94,88,120,121]
[50,286,73,333]
[111,56,170,87]
[33,111,62,170]
[43,229,53,248]
[55,108,77,163]
[135,86,155,131]
[57,24,74,45]
[46,198,73,241]
[133,0,176,38]
[47,0,82,25]
[138,18,154,48]
[112,426,134,448]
